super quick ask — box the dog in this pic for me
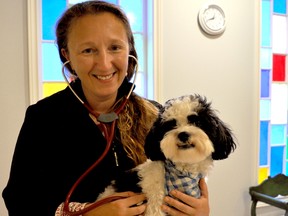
[98,94,237,215]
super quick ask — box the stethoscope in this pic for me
[61,55,139,216]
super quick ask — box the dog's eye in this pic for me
[187,115,201,126]
[161,119,177,131]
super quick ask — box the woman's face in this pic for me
[64,13,130,103]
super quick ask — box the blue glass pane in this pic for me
[260,48,272,69]
[261,0,271,47]
[270,146,284,176]
[271,124,285,145]
[260,121,269,166]
[120,0,143,32]
[273,0,286,14]
[42,43,64,81]
[42,0,66,40]
[261,69,270,97]
[260,99,271,120]
[134,33,144,71]
[103,0,117,4]
[134,72,145,97]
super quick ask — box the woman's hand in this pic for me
[161,178,210,216]
[84,191,147,216]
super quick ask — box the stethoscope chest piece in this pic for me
[97,112,118,123]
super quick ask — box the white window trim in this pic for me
[27,0,162,104]
[27,0,42,105]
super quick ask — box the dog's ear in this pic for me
[209,115,237,160]
[144,115,166,161]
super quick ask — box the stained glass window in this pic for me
[41,0,153,98]
[259,0,288,184]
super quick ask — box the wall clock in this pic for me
[198,3,226,36]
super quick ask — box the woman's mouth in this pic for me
[94,72,115,80]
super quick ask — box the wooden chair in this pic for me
[249,173,288,216]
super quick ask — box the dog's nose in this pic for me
[178,131,190,142]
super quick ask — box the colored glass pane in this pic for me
[42,0,66,40]
[42,43,64,81]
[270,146,284,177]
[271,124,285,145]
[272,54,286,81]
[134,72,145,97]
[260,99,271,120]
[134,33,144,71]
[260,48,272,69]
[287,137,288,159]
[273,0,287,14]
[258,167,269,184]
[43,82,67,98]
[272,15,287,54]
[261,69,270,98]
[270,83,287,124]
[261,0,271,47]
[120,0,143,32]
[260,121,269,166]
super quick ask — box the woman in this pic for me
[2,1,210,215]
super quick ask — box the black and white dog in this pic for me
[98,94,237,216]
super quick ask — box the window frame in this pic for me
[27,0,163,104]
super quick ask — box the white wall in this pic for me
[158,0,259,215]
[0,0,260,216]
[0,1,29,216]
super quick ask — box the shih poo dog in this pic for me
[98,94,237,216]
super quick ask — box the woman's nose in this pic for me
[94,50,112,70]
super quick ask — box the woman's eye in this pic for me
[82,48,94,54]
[110,45,121,52]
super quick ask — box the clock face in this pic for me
[198,4,226,36]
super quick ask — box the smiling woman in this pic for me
[36,0,155,103]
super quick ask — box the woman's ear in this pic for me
[61,48,69,61]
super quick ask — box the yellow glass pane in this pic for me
[43,82,67,98]
[258,167,269,184]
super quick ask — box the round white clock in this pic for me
[198,4,226,36]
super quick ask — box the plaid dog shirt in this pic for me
[164,160,202,198]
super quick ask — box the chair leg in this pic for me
[251,200,257,216]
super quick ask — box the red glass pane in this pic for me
[272,54,286,81]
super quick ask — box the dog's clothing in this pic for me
[164,160,202,198]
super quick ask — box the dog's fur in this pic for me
[98,94,236,216]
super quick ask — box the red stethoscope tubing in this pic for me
[63,98,128,216]
[61,55,138,215]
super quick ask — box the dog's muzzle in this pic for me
[177,132,195,149]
